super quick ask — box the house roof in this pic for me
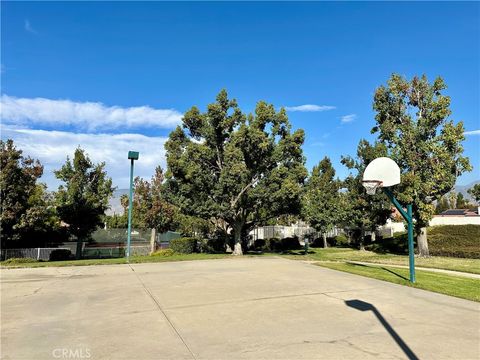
[440,209,479,216]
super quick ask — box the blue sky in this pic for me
[1,1,479,189]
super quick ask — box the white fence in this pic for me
[377,216,480,238]
[430,216,480,226]
[1,248,71,261]
[249,225,339,241]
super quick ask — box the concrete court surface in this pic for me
[1,258,479,360]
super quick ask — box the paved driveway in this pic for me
[1,257,479,359]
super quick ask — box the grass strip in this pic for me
[283,248,480,275]
[316,261,480,302]
[0,253,234,268]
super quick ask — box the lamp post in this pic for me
[127,151,139,262]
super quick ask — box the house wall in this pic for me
[430,216,480,226]
[377,216,480,238]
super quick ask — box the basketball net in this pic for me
[362,180,383,195]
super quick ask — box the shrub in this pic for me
[2,257,37,264]
[253,239,266,251]
[49,249,72,261]
[264,238,283,252]
[332,234,350,247]
[281,236,302,250]
[256,237,301,252]
[151,249,176,257]
[198,237,226,253]
[249,235,304,253]
[170,237,197,254]
[428,225,480,259]
[366,225,480,258]
[311,236,333,248]
[366,234,409,255]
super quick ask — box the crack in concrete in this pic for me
[163,287,379,310]
[128,264,197,360]
[9,267,82,298]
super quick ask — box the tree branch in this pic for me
[230,176,258,208]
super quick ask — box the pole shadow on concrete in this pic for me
[345,299,419,360]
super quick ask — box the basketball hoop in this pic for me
[360,157,415,284]
[362,180,383,195]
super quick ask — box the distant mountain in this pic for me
[455,180,480,200]
[106,188,129,216]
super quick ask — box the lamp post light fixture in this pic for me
[126,151,139,262]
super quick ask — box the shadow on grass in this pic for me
[244,251,267,256]
[281,250,316,255]
[345,262,410,282]
[345,299,419,360]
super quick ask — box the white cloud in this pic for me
[285,104,336,112]
[464,130,480,136]
[24,19,38,34]
[0,95,182,131]
[341,114,356,123]
[1,125,169,190]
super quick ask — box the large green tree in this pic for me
[302,157,341,248]
[372,74,471,256]
[105,168,179,232]
[0,139,44,247]
[14,183,65,247]
[435,195,450,214]
[55,148,114,258]
[131,166,177,232]
[341,140,392,249]
[467,184,480,204]
[165,90,307,255]
[456,192,468,209]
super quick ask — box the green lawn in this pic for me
[0,253,233,268]
[283,248,480,274]
[316,261,480,302]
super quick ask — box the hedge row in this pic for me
[169,237,197,254]
[310,234,350,248]
[365,225,480,258]
[253,237,302,252]
[49,249,72,261]
[428,225,480,259]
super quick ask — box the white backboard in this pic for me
[363,157,400,187]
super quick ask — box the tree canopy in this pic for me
[435,195,450,214]
[467,184,480,204]
[165,90,307,254]
[302,157,341,248]
[371,74,471,256]
[55,148,114,257]
[0,139,50,247]
[131,166,177,232]
[341,140,392,249]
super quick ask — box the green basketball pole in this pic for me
[383,188,415,283]
[407,204,415,283]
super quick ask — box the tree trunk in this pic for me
[359,228,365,251]
[75,239,83,259]
[322,233,328,248]
[150,228,157,255]
[232,222,243,256]
[417,226,429,257]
